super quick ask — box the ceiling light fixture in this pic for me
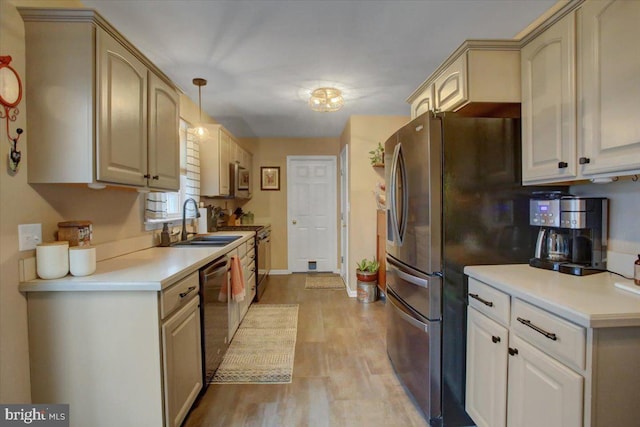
[309,87,344,112]
[193,77,208,137]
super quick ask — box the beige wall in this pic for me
[0,0,214,402]
[341,116,409,291]
[239,137,341,271]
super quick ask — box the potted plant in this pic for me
[369,142,384,167]
[356,258,379,303]
[356,258,379,281]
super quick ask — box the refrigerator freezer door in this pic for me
[387,256,442,320]
[387,288,442,425]
[385,113,443,275]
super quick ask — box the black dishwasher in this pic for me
[199,255,230,390]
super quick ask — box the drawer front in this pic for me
[247,248,255,264]
[161,272,199,319]
[511,298,586,371]
[246,238,255,250]
[237,241,247,258]
[468,278,510,327]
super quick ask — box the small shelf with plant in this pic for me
[369,142,384,168]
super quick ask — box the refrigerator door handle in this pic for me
[389,143,400,244]
[388,291,429,333]
[395,267,429,289]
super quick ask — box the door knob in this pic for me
[292,220,297,225]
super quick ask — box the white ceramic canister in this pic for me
[69,245,96,277]
[36,241,69,279]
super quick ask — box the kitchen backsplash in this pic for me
[570,178,640,277]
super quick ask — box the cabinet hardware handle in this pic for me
[579,157,590,165]
[152,175,159,180]
[558,161,568,169]
[492,335,501,344]
[517,317,557,341]
[143,173,151,179]
[469,293,494,307]
[179,286,196,298]
[508,347,518,356]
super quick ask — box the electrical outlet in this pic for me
[18,223,42,251]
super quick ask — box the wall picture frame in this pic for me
[260,166,280,191]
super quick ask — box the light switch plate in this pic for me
[18,223,42,251]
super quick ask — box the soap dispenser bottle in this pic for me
[160,223,171,247]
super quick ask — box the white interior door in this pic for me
[287,156,338,273]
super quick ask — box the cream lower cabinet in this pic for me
[26,272,202,427]
[466,307,508,427]
[466,276,640,427]
[466,279,583,427]
[506,334,583,427]
[229,240,256,339]
[162,296,202,427]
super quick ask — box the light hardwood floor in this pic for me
[183,273,430,427]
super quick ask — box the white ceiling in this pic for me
[82,0,557,138]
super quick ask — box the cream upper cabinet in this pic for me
[433,54,467,113]
[521,12,577,184]
[96,31,148,187]
[411,84,435,118]
[577,0,640,177]
[408,41,521,119]
[148,73,180,190]
[20,8,179,191]
[200,124,232,196]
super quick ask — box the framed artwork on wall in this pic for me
[260,166,280,191]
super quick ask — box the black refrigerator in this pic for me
[385,112,557,426]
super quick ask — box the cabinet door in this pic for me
[578,0,640,176]
[97,29,148,186]
[466,308,508,427]
[148,73,180,190]
[434,55,467,112]
[507,334,583,427]
[219,130,231,195]
[521,13,576,184]
[162,296,203,427]
[411,84,435,118]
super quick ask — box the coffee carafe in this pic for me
[529,196,608,276]
[535,228,570,262]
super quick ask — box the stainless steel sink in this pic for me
[192,235,242,243]
[171,235,242,247]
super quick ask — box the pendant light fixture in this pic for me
[193,77,208,137]
[309,87,344,112]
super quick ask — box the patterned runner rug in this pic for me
[211,304,298,384]
[305,274,345,289]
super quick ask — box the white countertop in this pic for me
[464,264,640,328]
[19,231,254,292]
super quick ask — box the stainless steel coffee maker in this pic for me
[529,196,608,276]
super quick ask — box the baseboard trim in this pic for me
[345,283,357,298]
[269,269,291,275]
